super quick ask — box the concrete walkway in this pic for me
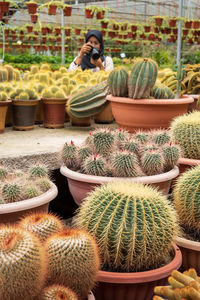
[0,121,117,170]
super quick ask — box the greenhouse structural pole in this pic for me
[61,7,65,65]
[176,0,183,64]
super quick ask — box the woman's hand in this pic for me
[90,57,104,70]
[79,43,92,57]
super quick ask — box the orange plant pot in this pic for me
[93,243,182,300]
[42,98,67,128]
[107,95,194,132]
[0,100,11,133]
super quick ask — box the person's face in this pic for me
[87,36,100,50]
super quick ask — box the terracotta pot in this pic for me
[93,243,182,300]
[185,21,192,29]
[107,95,194,132]
[60,165,179,206]
[192,21,200,29]
[35,99,44,124]
[12,99,39,131]
[48,4,57,15]
[154,17,163,26]
[101,21,108,29]
[168,19,177,27]
[30,14,38,23]
[65,28,71,36]
[175,237,200,272]
[186,94,200,112]
[0,183,58,224]
[0,1,9,13]
[63,6,72,16]
[178,157,200,174]
[27,2,37,14]
[0,100,11,133]
[42,98,67,129]
[94,102,114,124]
[85,9,94,19]
[131,25,137,32]
[96,11,105,19]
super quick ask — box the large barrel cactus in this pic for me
[108,68,129,97]
[128,58,158,99]
[170,111,200,159]
[0,226,46,300]
[150,84,175,99]
[45,228,100,300]
[173,165,200,233]
[66,81,109,119]
[75,181,179,272]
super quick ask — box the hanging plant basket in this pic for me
[75,28,81,35]
[131,25,137,32]
[27,2,37,14]
[168,19,177,27]
[55,28,61,35]
[185,21,192,29]
[85,9,94,19]
[41,27,47,35]
[96,11,105,20]
[0,1,10,13]
[192,20,200,29]
[0,12,3,20]
[63,5,72,16]
[26,25,33,33]
[154,17,164,27]
[108,31,115,38]
[30,14,38,23]
[101,21,108,29]
[65,28,71,36]
[173,28,178,34]
[144,25,151,33]
[112,24,119,30]
[48,4,57,15]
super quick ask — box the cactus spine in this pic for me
[108,68,129,97]
[75,181,179,272]
[128,58,158,99]
[170,111,200,159]
[61,140,77,168]
[173,165,200,234]
[29,164,48,179]
[112,151,139,177]
[92,128,115,155]
[162,143,180,171]
[2,182,21,203]
[83,154,107,176]
[45,228,100,300]
[0,92,8,101]
[141,151,164,175]
[40,285,78,300]
[18,213,64,243]
[0,226,47,300]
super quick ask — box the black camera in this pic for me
[90,46,100,60]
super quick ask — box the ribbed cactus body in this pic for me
[83,154,107,176]
[108,68,129,97]
[67,81,109,118]
[0,227,46,300]
[36,178,52,192]
[19,91,29,100]
[40,285,78,300]
[150,85,175,99]
[4,65,14,81]
[0,92,8,101]
[162,144,180,171]
[19,213,64,243]
[135,132,149,143]
[61,141,77,168]
[75,182,179,272]
[77,146,92,162]
[29,164,48,179]
[45,229,100,300]
[42,89,53,98]
[152,130,171,145]
[163,86,175,99]
[112,151,139,177]
[0,167,8,180]
[128,58,158,99]
[24,185,40,198]
[55,90,67,99]
[0,67,8,82]
[173,165,200,233]
[141,151,164,175]
[170,111,200,159]
[123,139,140,154]
[2,182,21,203]
[93,129,114,155]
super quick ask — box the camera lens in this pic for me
[91,47,100,60]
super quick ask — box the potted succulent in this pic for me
[152,16,165,27]
[170,111,200,175]
[63,4,72,16]
[85,5,96,19]
[173,165,200,272]
[100,18,109,29]
[107,59,194,132]
[0,164,58,224]
[74,180,182,300]
[41,86,68,128]
[26,0,37,14]
[60,127,180,206]
[39,0,64,15]
[30,13,39,23]
[0,0,18,13]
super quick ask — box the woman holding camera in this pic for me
[68,29,114,72]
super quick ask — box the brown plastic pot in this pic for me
[178,157,200,174]
[186,94,200,112]
[12,99,39,130]
[27,2,37,14]
[70,116,92,127]
[85,9,94,19]
[0,100,11,133]
[0,183,58,224]
[107,95,194,132]
[60,165,179,206]
[63,6,72,16]
[48,4,57,15]
[94,103,114,124]
[0,1,9,13]
[175,237,200,273]
[93,243,182,300]
[42,98,67,128]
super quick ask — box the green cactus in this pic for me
[24,88,38,100]
[4,65,14,81]
[59,66,68,74]
[2,182,21,203]
[0,67,8,82]
[77,146,92,162]
[28,164,48,179]
[14,69,21,81]
[151,130,171,145]
[92,128,115,155]
[123,139,140,154]
[40,63,51,71]
[134,131,149,144]
[0,198,5,204]
[39,73,50,85]
[0,92,8,101]
[35,178,52,192]
[19,213,64,243]
[128,58,158,99]
[61,141,77,168]
[83,154,107,176]
[42,89,53,99]
[163,86,175,99]
[0,166,8,180]
[162,143,181,171]
[150,84,175,99]
[40,284,78,300]
[50,86,60,94]
[9,90,17,100]
[24,184,40,198]
[0,226,47,300]
[45,228,100,300]
[112,150,139,177]
[108,68,129,97]
[75,181,179,272]
[53,71,63,81]
[141,150,164,176]
[62,76,70,86]
[55,90,66,99]
[30,65,39,74]
[173,165,200,234]
[113,128,129,147]
[19,92,30,100]
[175,60,185,98]
[170,111,200,159]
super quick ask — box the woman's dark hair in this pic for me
[80,30,105,70]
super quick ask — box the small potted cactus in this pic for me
[0,164,58,224]
[41,86,68,129]
[173,165,200,273]
[107,58,194,132]
[60,128,180,205]
[0,91,11,133]
[10,86,40,130]
[74,181,182,300]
